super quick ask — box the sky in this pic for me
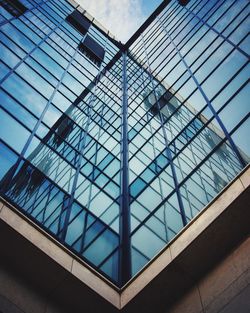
[76,0,163,43]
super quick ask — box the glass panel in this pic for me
[0,108,30,153]
[0,142,18,180]
[83,228,119,267]
[231,117,250,164]
[2,73,48,118]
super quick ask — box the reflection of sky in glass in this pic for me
[0,0,249,285]
[2,74,47,117]
[133,0,250,119]
[0,108,30,153]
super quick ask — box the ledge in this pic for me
[0,198,120,311]
[120,165,250,311]
[0,166,249,312]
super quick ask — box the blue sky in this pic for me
[77,0,163,42]
[141,0,162,17]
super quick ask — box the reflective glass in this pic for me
[0,0,249,286]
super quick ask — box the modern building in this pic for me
[0,0,249,312]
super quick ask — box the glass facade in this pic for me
[0,0,249,287]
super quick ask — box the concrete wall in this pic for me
[166,237,250,313]
[0,262,48,313]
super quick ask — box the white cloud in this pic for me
[76,0,146,43]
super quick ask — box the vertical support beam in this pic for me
[120,51,132,286]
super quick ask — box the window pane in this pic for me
[0,108,30,153]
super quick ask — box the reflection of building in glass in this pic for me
[0,0,249,306]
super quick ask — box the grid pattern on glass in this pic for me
[128,0,249,275]
[0,0,122,285]
[0,0,249,286]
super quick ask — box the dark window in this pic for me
[66,10,90,36]
[179,0,189,6]
[159,91,180,116]
[78,35,105,67]
[0,0,27,17]
[144,90,180,117]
